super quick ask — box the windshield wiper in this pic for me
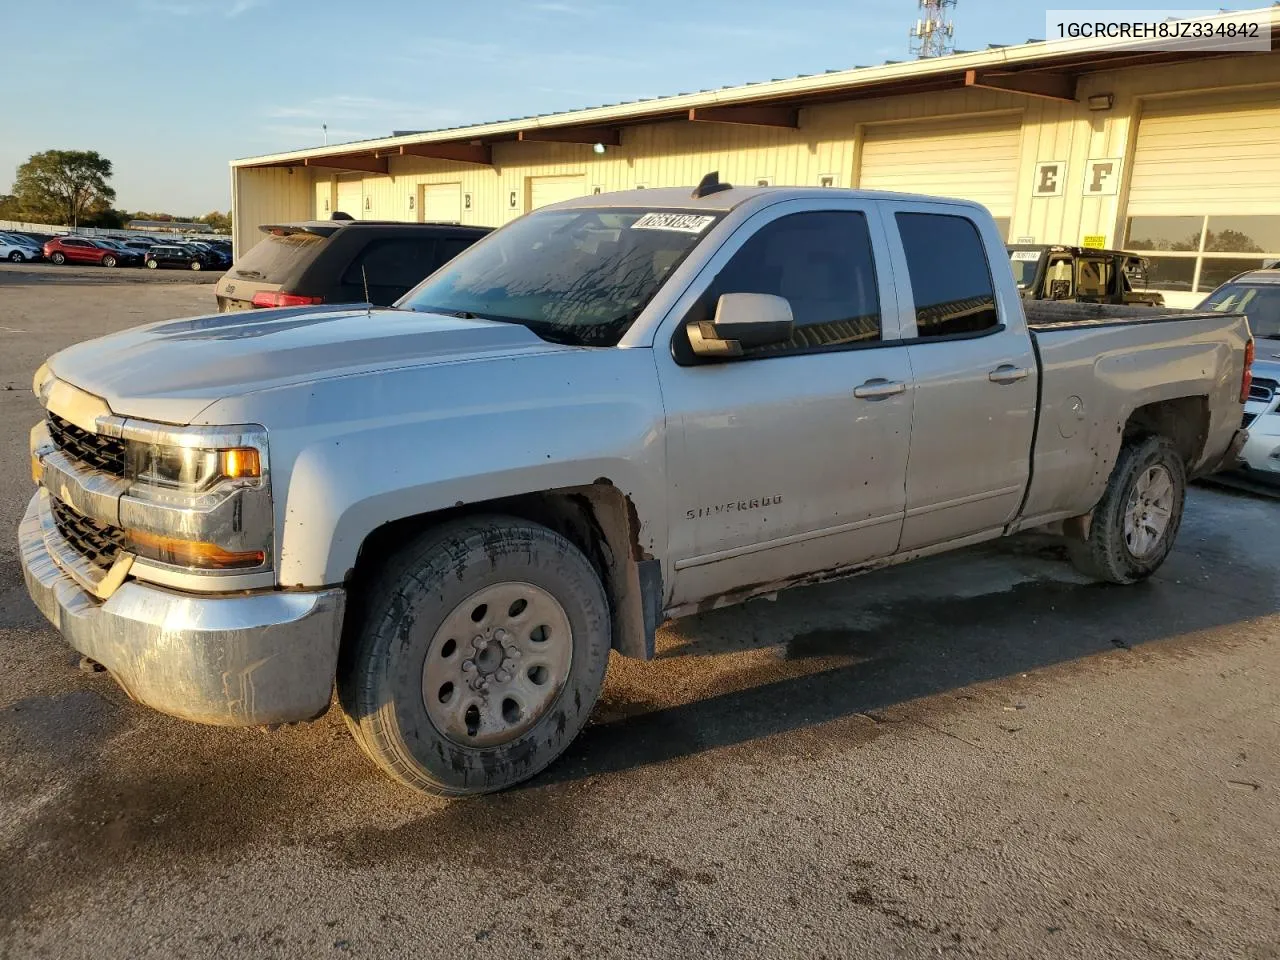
[407,305,486,319]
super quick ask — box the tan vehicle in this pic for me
[21,180,1252,796]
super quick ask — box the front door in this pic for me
[883,204,1038,551]
[655,200,914,609]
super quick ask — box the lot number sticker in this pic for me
[1010,250,1042,262]
[631,213,717,234]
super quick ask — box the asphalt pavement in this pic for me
[0,276,1277,960]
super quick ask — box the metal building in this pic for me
[231,7,1280,306]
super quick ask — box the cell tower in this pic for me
[909,0,956,58]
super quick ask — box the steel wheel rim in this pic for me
[422,581,573,748]
[1123,464,1174,559]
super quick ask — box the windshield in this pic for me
[1198,282,1280,339]
[1008,250,1042,289]
[232,230,325,282]
[399,207,721,346]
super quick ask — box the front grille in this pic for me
[50,496,126,569]
[47,416,126,476]
[1243,412,1258,428]
[1251,377,1278,404]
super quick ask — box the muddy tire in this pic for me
[339,515,610,796]
[1068,435,1186,584]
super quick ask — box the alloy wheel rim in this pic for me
[1123,464,1174,559]
[422,581,573,748]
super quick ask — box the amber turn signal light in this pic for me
[219,447,261,480]
[127,528,266,570]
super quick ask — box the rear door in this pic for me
[883,204,1038,551]
[64,239,94,263]
[654,199,914,608]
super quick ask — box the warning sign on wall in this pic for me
[1081,235,1107,249]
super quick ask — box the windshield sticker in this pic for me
[631,213,717,234]
[1010,250,1042,262]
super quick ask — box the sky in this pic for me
[0,0,1223,214]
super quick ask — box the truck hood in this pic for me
[47,306,564,425]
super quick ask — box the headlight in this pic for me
[126,440,261,492]
[32,362,54,402]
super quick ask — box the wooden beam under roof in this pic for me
[964,69,1076,102]
[517,126,622,145]
[396,142,493,165]
[687,104,800,128]
[303,154,389,175]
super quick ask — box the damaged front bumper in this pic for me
[18,490,345,726]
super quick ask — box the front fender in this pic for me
[203,349,668,587]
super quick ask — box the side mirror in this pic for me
[686,293,794,358]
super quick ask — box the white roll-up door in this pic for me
[529,175,586,210]
[860,114,1022,219]
[336,179,363,220]
[1128,91,1280,216]
[421,182,462,223]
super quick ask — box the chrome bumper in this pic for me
[18,491,345,726]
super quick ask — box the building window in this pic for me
[1125,215,1280,293]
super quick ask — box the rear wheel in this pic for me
[339,515,610,796]
[50,251,66,265]
[8,251,25,263]
[145,258,159,269]
[1068,435,1186,584]
[102,254,118,268]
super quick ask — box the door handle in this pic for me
[853,378,907,400]
[989,364,1030,385]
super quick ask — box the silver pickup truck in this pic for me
[19,180,1252,796]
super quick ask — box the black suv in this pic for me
[213,220,491,311]
[145,244,210,271]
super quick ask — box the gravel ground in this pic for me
[0,278,1277,960]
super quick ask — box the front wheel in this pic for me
[145,258,159,269]
[1068,435,1186,584]
[189,259,202,271]
[339,516,610,796]
[50,252,66,265]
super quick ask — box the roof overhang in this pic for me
[233,7,1280,171]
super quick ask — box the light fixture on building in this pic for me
[592,142,607,155]
[1087,93,1114,111]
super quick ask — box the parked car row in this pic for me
[0,231,45,262]
[36,234,232,271]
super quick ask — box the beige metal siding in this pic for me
[529,175,587,210]
[859,114,1022,216]
[420,182,462,223]
[336,179,363,219]
[1128,89,1280,216]
[231,167,314,258]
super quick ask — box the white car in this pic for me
[0,233,42,263]
[1199,269,1280,483]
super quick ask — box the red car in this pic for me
[43,236,128,268]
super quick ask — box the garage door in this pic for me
[1125,90,1280,301]
[421,182,462,223]
[1129,91,1280,216]
[336,179,362,220]
[529,175,586,211]
[314,180,332,219]
[860,114,1021,225]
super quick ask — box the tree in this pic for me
[199,211,232,233]
[11,150,116,228]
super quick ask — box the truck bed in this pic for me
[1023,300,1208,329]
[1017,305,1250,530]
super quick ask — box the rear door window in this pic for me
[341,238,440,305]
[896,213,1000,337]
[232,231,326,284]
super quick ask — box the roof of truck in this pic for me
[553,184,987,213]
